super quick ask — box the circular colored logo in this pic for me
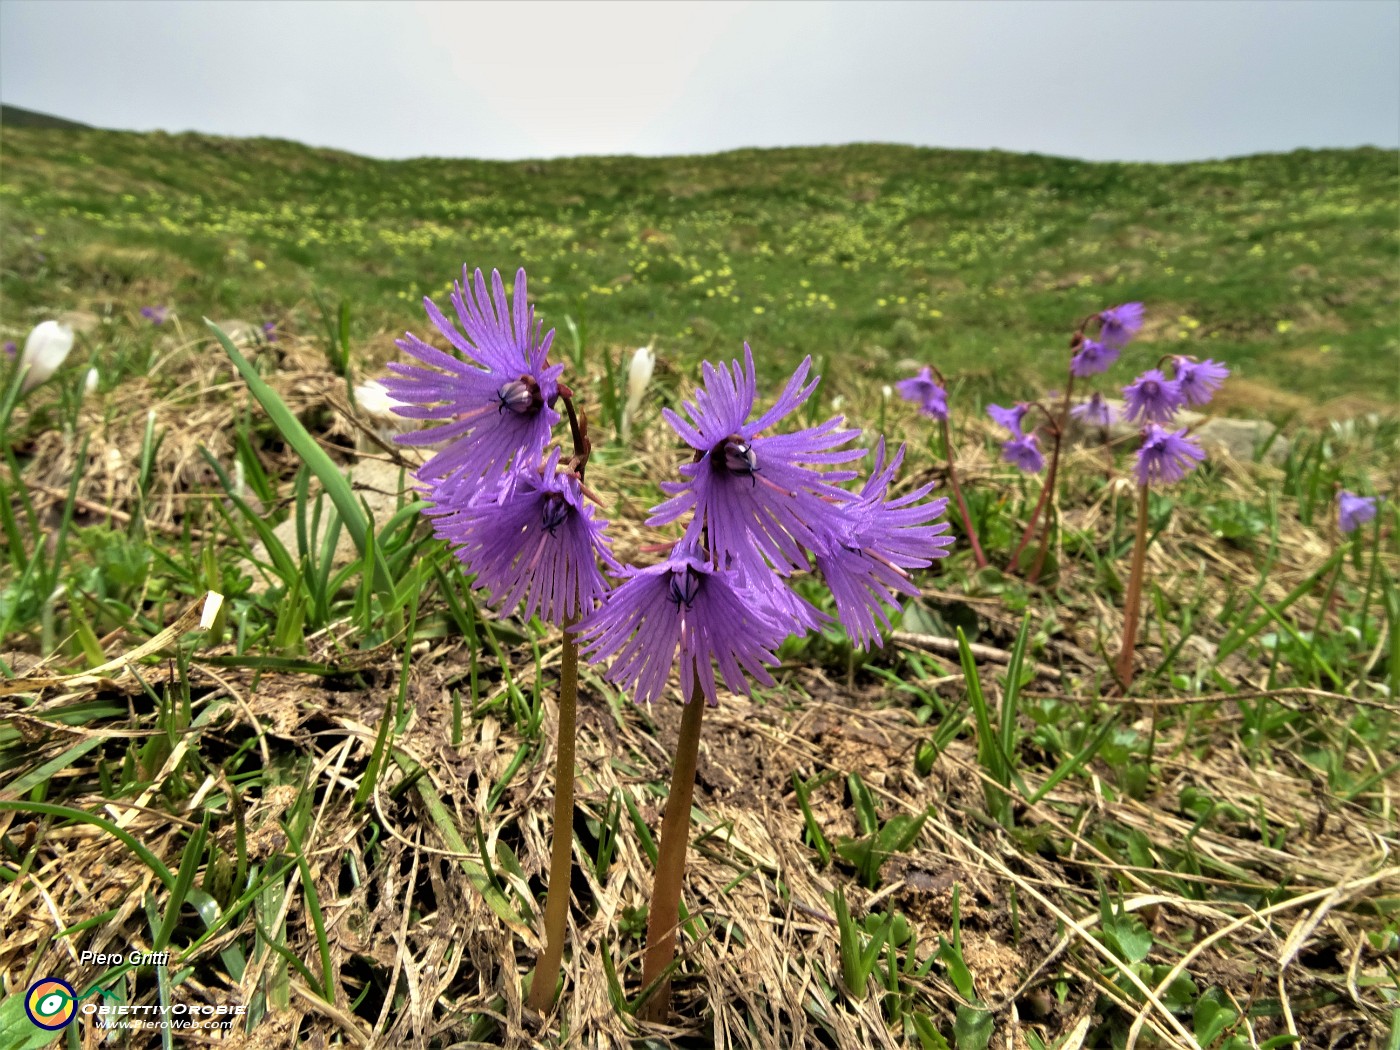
[25,977,77,1030]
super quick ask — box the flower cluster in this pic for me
[1121,353,1228,487]
[392,267,954,709]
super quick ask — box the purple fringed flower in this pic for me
[812,441,954,648]
[575,545,791,706]
[1134,425,1205,486]
[987,402,1030,437]
[1070,391,1117,428]
[384,267,564,488]
[648,344,863,576]
[140,306,169,325]
[894,366,948,421]
[1069,337,1119,378]
[1174,357,1229,407]
[1337,491,1378,535]
[1122,369,1184,425]
[262,321,278,343]
[427,448,616,626]
[1099,302,1144,348]
[1002,433,1044,474]
[2,341,14,357]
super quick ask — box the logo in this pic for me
[25,977,77,1031]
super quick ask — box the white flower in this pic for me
[20,320,75,391]
[881,384,893,399]
[83,367,99,397]
[621,345,655,439]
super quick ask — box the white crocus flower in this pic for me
[621,345,655,440]
[83,367,99,397]
[20,320,75,391]
[354,379,411,449]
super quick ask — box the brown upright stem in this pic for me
[637,687,706,1022]
[526,624,580,1014]
[1114,485,1151,691]
[939,417,988,569]
[1026,377,1075,582]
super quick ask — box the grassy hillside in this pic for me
[1,127,1396,408]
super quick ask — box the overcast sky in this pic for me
[1,0,1396,163]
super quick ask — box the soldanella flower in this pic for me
[1122,369,1183,425]
[384,267,563,488]
[1002,433,1045,474]
[428,448,616,626]
[1069,337,1119,378]
[622,345,655,435]
[649,344,863,576]
[1337,490,1378,534]
[140,305,169,325]
[1174,357,1230,407]
[19,320,75,392]
[987,402,1030,437]
[812,441,953,648]
[1134,425,1205,486]
[576,543,789,707]
[1098,302,1145,347]
[894,366,948,420]
[1070,391,1117,427]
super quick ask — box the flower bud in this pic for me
[625,346,655,420]
[83,367,99,397]
[20,320,75,391]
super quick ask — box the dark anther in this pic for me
[714,435,759,486]
[495,374,543,415]
[540,493,570,536]
[667,567,701,609]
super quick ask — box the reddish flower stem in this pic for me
[1020,376,1074,580]
[527,624,580,1014]
[638,686,706,1022]
[1114,484,1151,691]
[939,417,987,569]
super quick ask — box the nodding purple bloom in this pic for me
[812,441,954,648]
[987,402,1030,437]
[894,366,948,421]
[1122,369,1184,425]
[1002,433,1044,474]
[1098,302,1145,348]
[1134,425,1205,486]
[384,267,564,489]
[575,545,790,706]
[1337,490,1379,535]
[262,321,278,343]
[427,448,616,626]
[1070,391,1117,428]
[2,341,14,358]
[649,344,864,576]
[1069,337,1119,378]
[140,305,169,325]
[1174,357,1229,407]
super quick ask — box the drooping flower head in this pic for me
[1134,425,1205,486]
[1122,369,1184,425]
[1069,337,1119,378]
[812,441,954,648]
[575,544,790,706]
[1337,490,1379,535]
[649,344,863,576]
[427,447,616,627]
[1002,433,1044,474]
[1098,302,1145,348]
[894,366,948,421]
[987,402,1030,437]
[262,320,278,343]
[140,305,169,326]
[384,267,564,488]
[1070,391,1117,428]
[1174,357,1229,407]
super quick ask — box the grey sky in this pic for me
[1,0,1396,162]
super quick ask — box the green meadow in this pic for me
[0,126,1397,1048]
